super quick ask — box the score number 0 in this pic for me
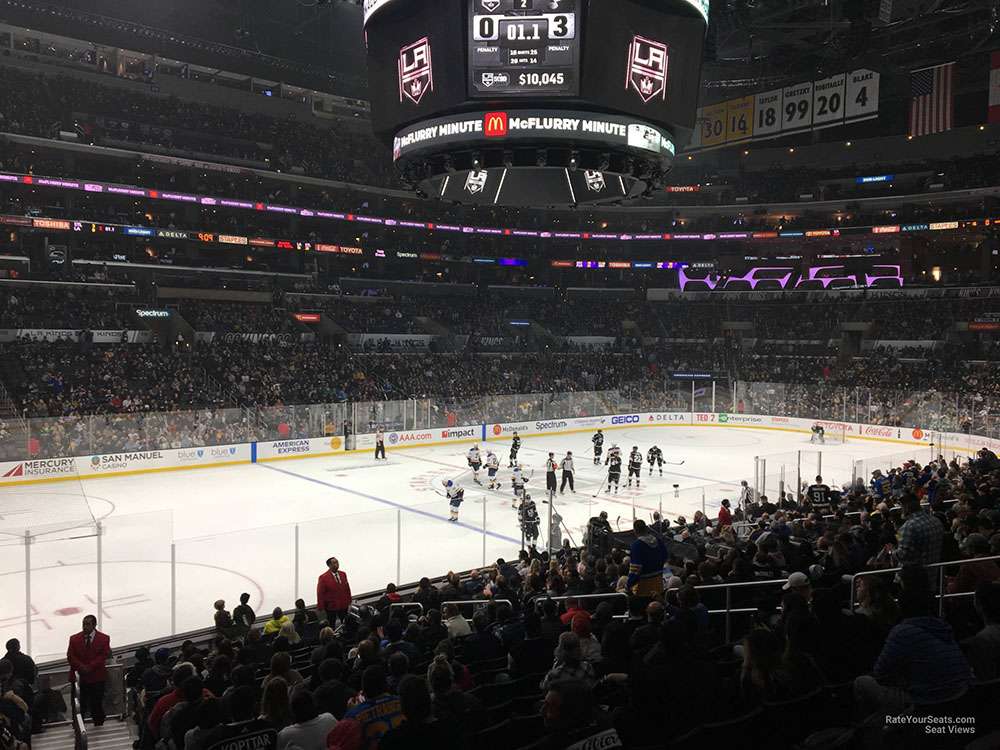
[473,14,575,42]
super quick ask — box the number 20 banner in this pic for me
[690,68,879,149]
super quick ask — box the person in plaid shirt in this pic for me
[895,494,944,581]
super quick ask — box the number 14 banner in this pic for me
[689,68,880,149]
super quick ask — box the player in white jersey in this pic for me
[443,479,464,522]
[466,444,483,485]
[485,451,500,490]
[738,480,754,512]
[510,463,527,507]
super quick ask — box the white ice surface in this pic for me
[0,425,911,660]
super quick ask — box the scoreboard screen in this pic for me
[468,0,580,98]
[364,0,709,206]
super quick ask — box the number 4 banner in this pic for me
[845,69,880,123]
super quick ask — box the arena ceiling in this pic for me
[5,0,998,99]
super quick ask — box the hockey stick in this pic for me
[663,460,686,466]
[591,481,608,498]
[560,518,577,548]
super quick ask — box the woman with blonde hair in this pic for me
[273,620,301,652]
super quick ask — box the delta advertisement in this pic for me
[645,413,689,424]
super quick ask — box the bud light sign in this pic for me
[611,415,640,425]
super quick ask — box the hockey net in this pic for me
[807,423,847,445]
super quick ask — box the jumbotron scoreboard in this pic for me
[363,0,709,206]
[468,0,580,98]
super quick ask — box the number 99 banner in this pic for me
[689,68,880,150]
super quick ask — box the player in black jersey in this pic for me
[806,475,832,514]
[647,445,663,476]
[519,495,540,547]
[627,446,643,488]
[605,445,622,493]
[592,430,604,465]
[509,431,521,467]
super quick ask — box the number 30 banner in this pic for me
[689,68,879,150]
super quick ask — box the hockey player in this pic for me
[374,426,386,461]
[559,451,575,494]
[807,475,832,514]
[519,494,540,547]
[605,445,622,494]
[646,445,663,476]
[586,511,613,557]
[443,479,464,523]
[627,446,643,488]
[592,429,605,465]
[511,462,528,507]
[810,424,825,444]
[738,479,754,513]
[466,444,483,485]
[485,451,500,490]
[509,432,521,467]
[545,452,558,496]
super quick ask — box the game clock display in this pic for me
[468,0,580,97]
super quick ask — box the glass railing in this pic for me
[3,382,996,463]
[3,380,996,658]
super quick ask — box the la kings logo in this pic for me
[626,35,668,103]
[584,171,606,192]
[480,72,509,88]
[399,37,433,105]
[464,170,488,194]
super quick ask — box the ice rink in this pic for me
[0,424,916,660]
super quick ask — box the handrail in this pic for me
[847,553,1000,616]
[535,592,630,611]
[71,680,88,750]
[441,599,513,610]
[531,592,631,621]
[689,578,788,642]
[441,598,514,624]
[388,602,423,617]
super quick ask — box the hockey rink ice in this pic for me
[0,424,924,659]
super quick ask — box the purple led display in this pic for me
[680,264,905,292]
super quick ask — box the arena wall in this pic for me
[0,410,993,486]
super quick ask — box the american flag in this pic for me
[908,62,955,137]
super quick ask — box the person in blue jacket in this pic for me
[627,519,668,597]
